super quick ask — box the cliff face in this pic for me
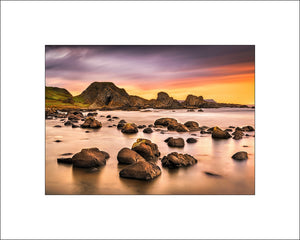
[152,92,182,109]
[78,82,132,109]
[183,95,205,107]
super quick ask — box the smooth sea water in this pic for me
[45,108,255,195]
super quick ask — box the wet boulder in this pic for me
[166,137,185,148]
[232,151,248,161]
[167,123,189,132]
[87,112,98,117]
[117,147,145,164]
[72,148,109,168]
[232,130,244,140]
[137,125,146,129]
[80,117,102,129]
[54,125,62,128]
[143,127,153,133]
[64,120,72,126]
[241,126,255,132]
[67,111,83,121]
[186,138,197,143]
[212,127,232,139]
[57,157,73,164]
[121,123,138,134]
[161,152,197,168]
[119,161,161,180]
[184,121,200,131]
[154,118,178,127]
[132,138,160,161]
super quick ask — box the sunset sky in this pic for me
[45,45,255,104]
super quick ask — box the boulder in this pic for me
[225,129,233,132]
[161,152,197,168]
[54,125,62,128]
[167,123,189,132]
[241,126,255,132]
[119,161,161,180]
[212,127,231,139]
[117,147,145,164]
[72,148,109,168]
[121,123,138,134]
[106,115,111,118]
[57,157,72,164]
[186,138,197,143]
[198,109,203,112]
[143,127,153,133]
[132,138,160,161]
[137,125,146,129]
[72,124,80,128]
[184,121,200,131]
[64,120,72,126]
[87,112,98,117]
[81,117,102,129]
[166,137,185,148]
[232,151,248,161]
[232,130,244,140]
[154,118,178,126]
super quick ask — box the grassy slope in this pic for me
[45,87,89,108]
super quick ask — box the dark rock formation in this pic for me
[72,148,109,168]
[54,125,62,128]
[232,130,244,140]
[241,126,255,132]
[57,157,73,164]
[183,95,205,107]
[143,127,153,133]
[117,147,145,164]
[232,151,248,161]
[121,123,138,134]
[119,161,161,180]
[154,118,178,126]
[161,152,197,168]
[186,138,197,143]
[76,82,132,109]
[80,117,102,129]
[167,123,189,132]
[212,127,232,139]
[184,121,200,131]
[166,137,185,148]
[64,120,72,126]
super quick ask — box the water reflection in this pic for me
[72,167,103,194]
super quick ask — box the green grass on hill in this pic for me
[45,87,89,109]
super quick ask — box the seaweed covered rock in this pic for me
[72,148,110,168]
[117,147,145,164]
[132,138,160,161]
[80,117,102,129]
[161,152,197,168]
[121,123,138,134]
[119,161,161,180]
[211,126,231,139]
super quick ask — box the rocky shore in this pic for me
[49,109,255,181]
